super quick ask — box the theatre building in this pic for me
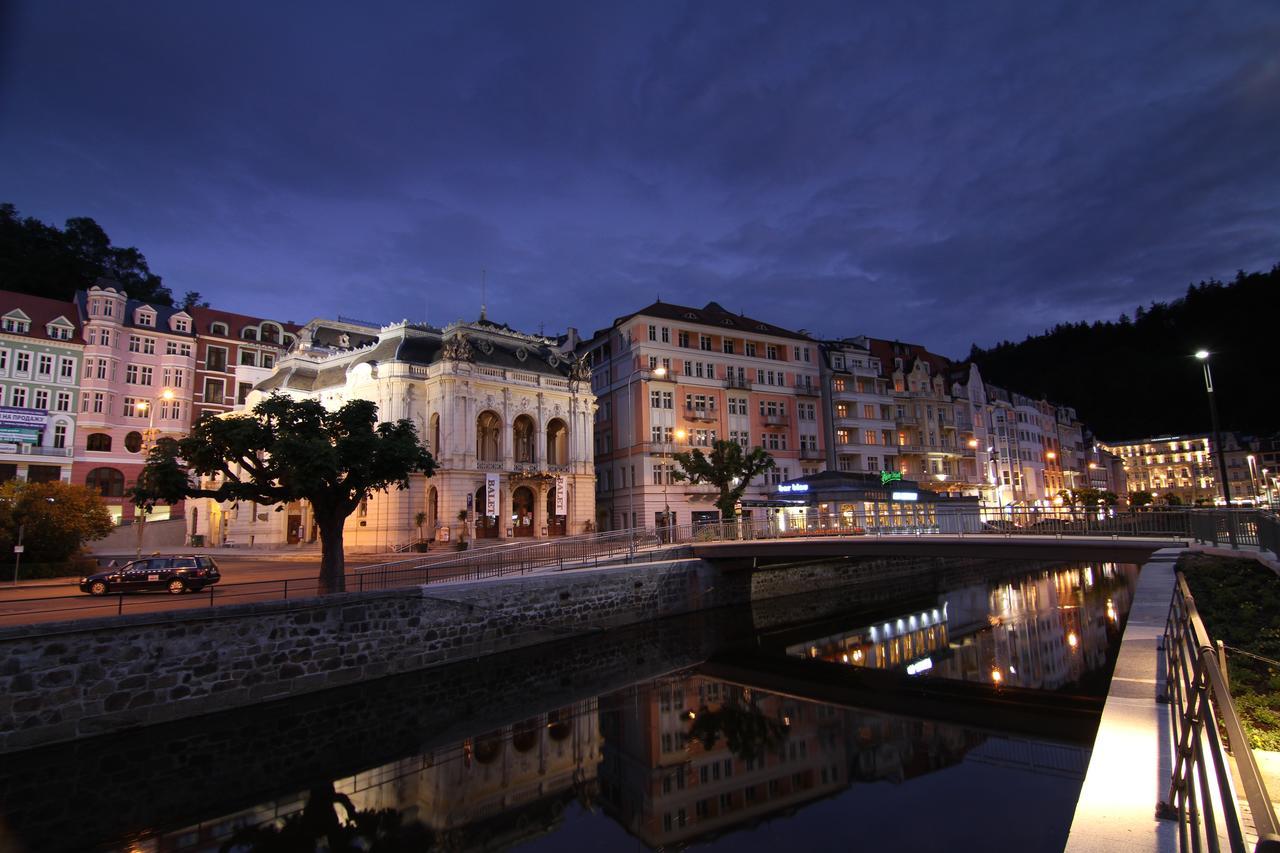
[204,315,596,550]
[751,470,981,534]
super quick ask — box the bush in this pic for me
[11,556,98,580]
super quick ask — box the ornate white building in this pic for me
[201,316,596,551]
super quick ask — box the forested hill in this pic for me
[968,265,1280,441]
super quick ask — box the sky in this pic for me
[1,1,1276,357]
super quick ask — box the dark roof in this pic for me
[0,290,82,342]
[601,300,813,342]
[866,338,953,378]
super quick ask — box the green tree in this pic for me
[180,290,210,310]
[0,202,172,303]
[671,440,775,522]
[132,395,435,593]
[0,480,114,564]
[1129,490,1154,509]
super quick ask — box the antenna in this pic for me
[480,268,487,321]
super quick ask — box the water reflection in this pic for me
[786,562,1136,691]
[0,560,1136,853]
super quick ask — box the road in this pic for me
[0,555,388,628]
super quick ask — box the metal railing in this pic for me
[1162,573,1280,852]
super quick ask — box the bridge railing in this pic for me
[1162,572,1280,853]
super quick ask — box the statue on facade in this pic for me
[443,333,475,363]
[568,354,592,393]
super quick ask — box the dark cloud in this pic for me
[1,0,1276,355]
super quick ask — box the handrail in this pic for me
[1162,572,1280,852]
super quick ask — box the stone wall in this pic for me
[1,554,968,753]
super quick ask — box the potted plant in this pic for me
[413,511,428,551]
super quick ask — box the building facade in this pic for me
[579,300,824,532]
[0,292,82,484]
[72,283,197,523]
[818,338,897,477]
[201,315,596,550]
[1097,434,1219,505]
[188,306,300,418]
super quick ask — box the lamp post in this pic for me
[1246,454,1260,504]
[1194,351,1232,507]
[662,425,685,541]
[134,388,175,557]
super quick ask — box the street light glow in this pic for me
[1194,350,1210,360]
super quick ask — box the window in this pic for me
[33,389,48,410]
[864,430,879,445]
[659,327,669,343]
[242,327,258,341]
[2,314,30,333]
[15,352,31,374]
[86,433,112,452]
[239,349,257,366]
[10,387,26,407]
[836,428,850,444]
[203,378,225,406]
[745,342,757,357]
[699,334,712,351]
[678,331,690,348]
[123,396,141,417]
[48,323,72,340]
[835,402,849,418]
[55,391,72,412]
[0,350,7,371]
[722,339,734,354]
[124,431,143,453]
[85,467,125,497]
[237,382,252,405]
[173,317,190,333]
[59,357,74,381]
[863,404,876,419]
[767,345,778,360]
[661,391,673,409]
[143,337,155,354]
[210,322,229,336]
[651,389,663,408]
[261,353,274,369]
[36,354,52,376]
[52,423,67,448]
[833,378,847,392]
[648,324,656,341]
[206,346,228,371]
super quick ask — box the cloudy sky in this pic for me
[1,1,1276,356]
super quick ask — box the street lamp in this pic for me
[134,388,176,556]
[661,426,685,540]
[1194,350,1232,506]
[1246,454,1260,504]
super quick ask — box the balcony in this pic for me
[763,414,790,428]
[642,442,677,456]
[684,406,718,422]
[724,375,753,390]
[800,447,824,460]
[0,444,72,458]
[793,382,820,397]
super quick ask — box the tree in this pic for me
[132,395,435,593]
[1129,490,1154,509]
[180,290,210,310]
[0,202,172,303]
[671,440,776,522]
[0,480,114,565]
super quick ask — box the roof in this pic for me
[596,299,813,342]
[866,338,953,378]
[0,290,82,343]
[189,305,302,340]
[76,285,197,337]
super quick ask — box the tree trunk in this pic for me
[317,513,347,594]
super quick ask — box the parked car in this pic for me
[80,556,222,596]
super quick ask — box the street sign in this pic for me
[12,545,23,554]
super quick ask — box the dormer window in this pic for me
[172,315,190,333]
[210,321,229,336]
[683,312,698,320]
[135,308,156,327]
[242,327,258,341]
[2,310,31,334]
[46,317,74,340]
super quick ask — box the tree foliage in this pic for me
[0,480,114,564]
[133,395,435,592]
[671,440,776,521]
[0,202,172,303]
[968,264,1280,439]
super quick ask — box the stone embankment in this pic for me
[1,554,983,752]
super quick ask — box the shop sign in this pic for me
[554,475,567,515]
[880,470,903,486]
[0,428,38,444]
[485,473,499,516]
[777,482,809,493]
[891,491,919,501]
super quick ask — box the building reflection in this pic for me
[595,673,985,848]
[785,562,1136,692]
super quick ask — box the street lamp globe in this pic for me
[1195,350,1210,360]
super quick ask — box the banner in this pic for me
[485,473,499,517]
[554,476,567,515]
[0,406,47,431]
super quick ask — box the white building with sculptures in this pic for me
[199,314,597,552]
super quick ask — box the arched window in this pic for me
[513,414,535,463]
[429,413,440,455]
[476,411,501,461]
[209,322,229,336]
[124,431,143,453]
[260,324,280,344]
[85,467,125,497]
[241,327,258,341]
[86,433,112,452]
[546,418,568,466]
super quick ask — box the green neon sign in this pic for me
[880,470,903,486]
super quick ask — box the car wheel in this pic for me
[89,580,109,596]
[167,579,186,595]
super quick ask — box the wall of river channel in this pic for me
[1,555,989,752]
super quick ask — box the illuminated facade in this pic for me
[1098,434,1219,504]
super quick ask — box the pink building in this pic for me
[578,300,825,531]
[72,282,197,523]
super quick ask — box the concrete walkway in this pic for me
[1065,547,1181,853]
